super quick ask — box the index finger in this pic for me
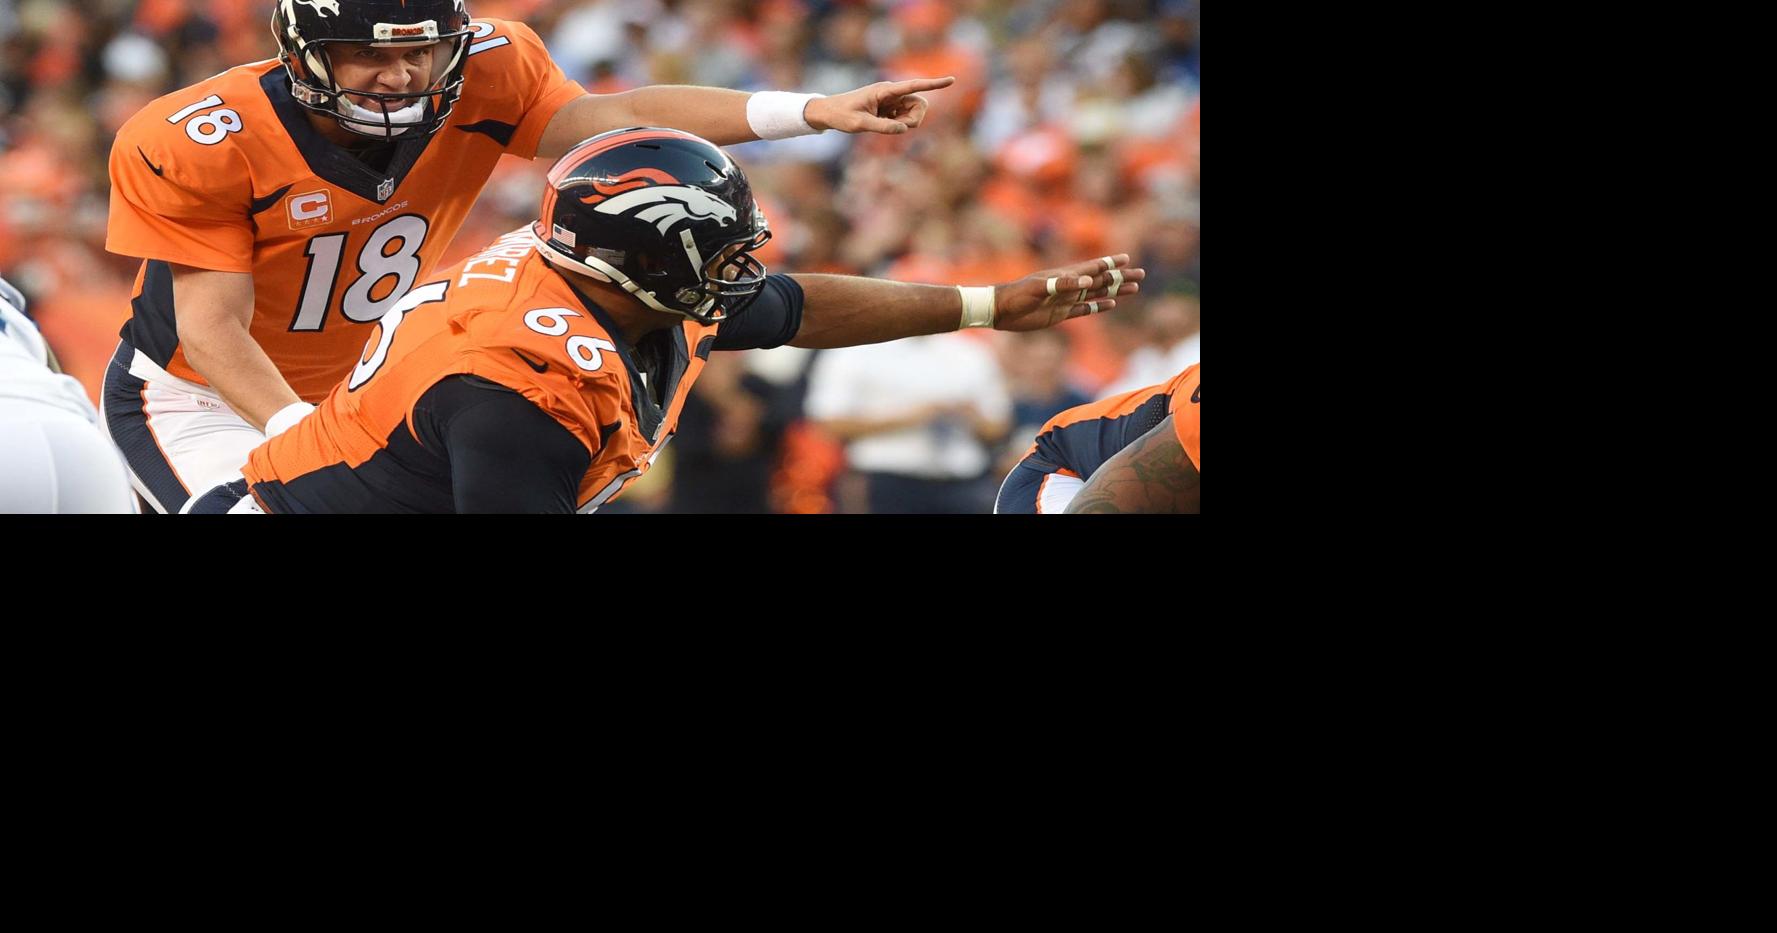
[881,76,957,95]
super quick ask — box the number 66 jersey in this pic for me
[104,18,584,401]
[236,228,805,513]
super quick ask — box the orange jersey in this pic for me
[105,18,585,400]
[1173,365,1200,470]
[995,365,1198,514]
[1027,364,1201,476]
[243,228,725,512]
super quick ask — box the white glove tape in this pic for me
[957,286,996,329]
[747,91,825,140]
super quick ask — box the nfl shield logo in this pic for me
[377,178,394,202]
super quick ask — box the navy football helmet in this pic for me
[532,127,772,325]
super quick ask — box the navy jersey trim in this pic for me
[713,273,803,351]
[433,376,588,512]
[101,341,189,513]
[457,119,518,146]
[553,268,678,443]
[1033,393,1174,481]
[136,146,165,177]
[993,460,1049,515]
[186,478,250,514]
[119,260,181,371]
[642,326,690,441]
[250,183,295,216]
[252,375,587,513]
[254,415,453,514]
[258,69,439,205]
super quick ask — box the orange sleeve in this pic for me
[472,18,587,159]
[443,257,624,460]
[104,114,255,272]
[1172,366,1200,471]
[456,338,622,461]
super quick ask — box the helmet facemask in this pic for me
[656,221,773,323]
[273,2,473,140]
[540,219,772,326]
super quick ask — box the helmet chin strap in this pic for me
[337,97,428,137]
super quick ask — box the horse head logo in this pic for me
[591,185,739,236]
[290,0,343,18]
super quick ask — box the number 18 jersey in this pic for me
[104,18,584,400]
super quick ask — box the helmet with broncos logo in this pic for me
[531,127,772,325]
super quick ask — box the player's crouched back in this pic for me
[189,125,1143,513]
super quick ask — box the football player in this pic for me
[1,275,137,513]
[185,127,1142,513]
[104,0,955,513]
[994,365,1200,514]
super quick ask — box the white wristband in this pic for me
[957,286,996,329]
[265,401,316,439]
[747,91,824,140]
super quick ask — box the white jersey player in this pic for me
[0,275,137,513]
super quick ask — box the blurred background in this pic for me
[0,0,1198,512]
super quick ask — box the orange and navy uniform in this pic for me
[995,364,1200,514]
[104,18,584,400]
[234,228,804,513]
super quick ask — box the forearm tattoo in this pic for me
[1066,416,1201,514]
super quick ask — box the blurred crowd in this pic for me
[0,0,1199,512]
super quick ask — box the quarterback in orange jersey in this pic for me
[995,365,1200,514]
[184,128,1144,513]
[101,0,958,514]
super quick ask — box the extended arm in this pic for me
[788,255,1144,349]
[535,77,956,159]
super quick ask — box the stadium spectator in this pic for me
[805,331,1012,514]
[994,327,1092,481]
[1101,288,1200,399]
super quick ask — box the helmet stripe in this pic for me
[575,168,680,204]
[546,129,707,184]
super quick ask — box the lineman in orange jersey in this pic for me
[185,128,1145,513]
[103,0,958,513]
[995,365,1200,514]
